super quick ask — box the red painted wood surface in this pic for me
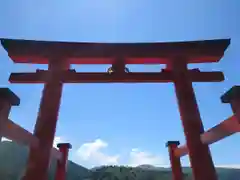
[166,141,183,180]
[1,38,231,180]
[169,59,217,180]
[1,38,230,64]
[9,71,224,83]
[22,60,69,180]
[54,143,71,180]
[3,119,38,147]
[0,88,20,141]
[175,115,240,157]
[230,99,240,123]
[2,119,62,160]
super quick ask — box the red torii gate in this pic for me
[0,88,71,180]
[166,86,240,180]
[0,38,230,180]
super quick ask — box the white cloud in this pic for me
[74,139,168,168]
[128,148,165,167]
[1,137,12,142]
[53,136,64,148]
[76,139,119,166]
[68,138,240,170]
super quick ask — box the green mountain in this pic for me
[138,165,240,180]
[0,141,90,180]
[137,165,240,180]
[90,165,192,180]
[0,141,239,180]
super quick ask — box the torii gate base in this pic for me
[0,38,230,180]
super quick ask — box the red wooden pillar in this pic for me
[167,59,217,180]
[166,141,183,180]
[221,86,240,122]
[22,59,70,180]
[55,143,72,180]
[0,88,20,141]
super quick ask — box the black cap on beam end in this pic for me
[221,86,240,103]
[0,88,20,106]
[165,141,180,147]
[57,143,72,149]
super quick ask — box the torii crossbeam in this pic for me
[0,38,230,180]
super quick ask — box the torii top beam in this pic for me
[0,38,230,64]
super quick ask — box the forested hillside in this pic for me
[0,141,239,180]
[0,141,90,180]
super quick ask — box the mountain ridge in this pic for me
[0,141,240,179]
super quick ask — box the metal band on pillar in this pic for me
[55,143,72,180]
[166,141,183,180]
[0,88,20,141]
[166,58,217,180]
[221,86,240,122]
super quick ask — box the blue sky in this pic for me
[0,0,240,168]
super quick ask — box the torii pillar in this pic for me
[22,60,70,180]
[0,88,20,141]
[55,143,72,180]
[167,59,217,180]
[166,141,183,180]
